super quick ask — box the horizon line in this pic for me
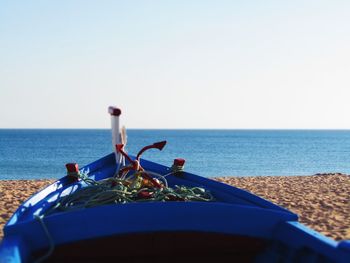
[2,128,350,131]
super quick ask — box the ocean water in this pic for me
[1,129,350,179]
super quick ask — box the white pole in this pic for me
[108,106,122,168]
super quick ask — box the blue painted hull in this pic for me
[1,153,349,262]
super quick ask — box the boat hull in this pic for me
[1,153,349,262]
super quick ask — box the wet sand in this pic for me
[0,174,349,241]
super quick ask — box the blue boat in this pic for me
[1,107,349,262]
[1,151,350,262]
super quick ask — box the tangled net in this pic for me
[46,170,214,215]
[46,141,214,215]
[34,136,214,262]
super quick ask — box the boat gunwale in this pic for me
[5,153,297,227]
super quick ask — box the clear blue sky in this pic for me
[1,1,350,129]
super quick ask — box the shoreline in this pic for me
[1,174,349,241]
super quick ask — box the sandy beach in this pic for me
[0,174,349,241]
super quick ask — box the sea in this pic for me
[1,129,350,180]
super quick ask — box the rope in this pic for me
[46,170,213,214]
[33,215,55,263]
[171,164,185,173]
[33,168,213,262]
[33,138,212,261]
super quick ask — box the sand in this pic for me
[0,180,55,239]
[215,173,350,241]
[0,174,349,241]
